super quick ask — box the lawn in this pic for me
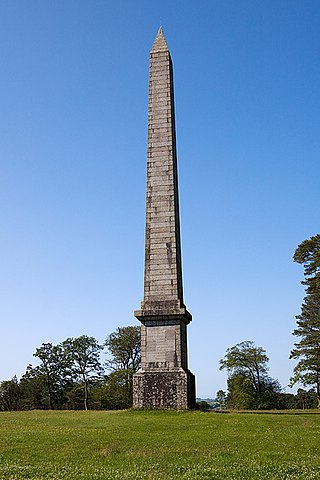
[0,409,319,479]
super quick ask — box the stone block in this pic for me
[133,370,196,409]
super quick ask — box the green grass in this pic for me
[0,410,320,479]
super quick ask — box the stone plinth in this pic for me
[133,370,196,409]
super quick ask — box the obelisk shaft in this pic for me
[142,27,184,312]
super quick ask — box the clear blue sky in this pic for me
[1,1,319,398]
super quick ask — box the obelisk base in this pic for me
[133,369,196,409]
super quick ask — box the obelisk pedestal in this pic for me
[133,28,195,409]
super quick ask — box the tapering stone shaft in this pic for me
[143,29,183,312]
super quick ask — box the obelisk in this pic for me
[133,27,195,409]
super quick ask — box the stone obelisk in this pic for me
[133,27,195,409]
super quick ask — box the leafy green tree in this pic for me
[295,388,318,409]
[92,369,134,410]
[215,389,227,408]
[102,326,141,409]
[19,364,48,409]
[274,392,296,410]
[290,234,320,407]
[33,342,68,409]
[105,326,141,372]
[225,372,281,410]
[220,341,270,408]
[258,377,282,409]
[62,335,103,410]
[0,376,21,411]
[227,373,257,409]
[65,382,93,410]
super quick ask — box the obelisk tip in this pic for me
[151,26,169,52]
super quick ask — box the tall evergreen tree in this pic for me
[290,234,320,407]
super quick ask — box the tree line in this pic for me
[1,234,319,411]
[0,327,140,411]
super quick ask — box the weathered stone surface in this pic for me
[133,370,196,409]
[133,27,196,409]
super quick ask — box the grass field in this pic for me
[0,410,319,479]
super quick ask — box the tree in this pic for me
[258,376,282,409]
[62,335,103,410]
[92,370,134,410]
[220,341,281,409]
[290,234,320,407]
[102,326,141,409]
[33,342,67,409]
[215,389,227,408]
[295,388,318,409]
[19,364,48,409]
[0,377,21,411]
[220,341,270,408]
[226,373,257,409]
[105,326,141,372]
[293,234,320,290]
